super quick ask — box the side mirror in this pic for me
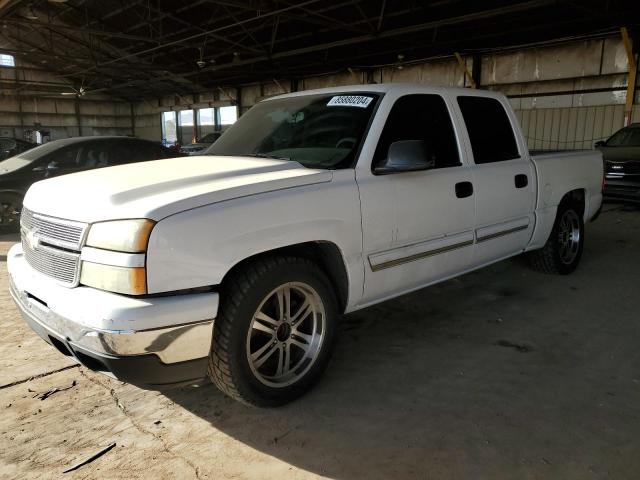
[374,140,434,175]
[46,161,59,171]
[594,140,606,148]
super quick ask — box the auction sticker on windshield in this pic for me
[327,95,373,108]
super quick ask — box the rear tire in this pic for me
[527,202,584,275]
[207,256,338,407]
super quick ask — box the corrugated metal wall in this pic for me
[133,33,638,147]
[0,60,133,140]
[516,104,640,151]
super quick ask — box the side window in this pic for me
[44,146,82,170]
[373,94,461,170]
[457,96,520,164]
[78,141,110,168]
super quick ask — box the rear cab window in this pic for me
[457,96,520,164]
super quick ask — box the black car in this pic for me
[0,137,36,161]
[0,136,182,230]
[596,123,640,203]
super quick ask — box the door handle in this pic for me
[515,174,528,188]
[455,181,474,198]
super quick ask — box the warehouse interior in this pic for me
[1,0,639,148]
[1,1,640,478]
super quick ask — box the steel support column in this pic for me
[621,27,637,126]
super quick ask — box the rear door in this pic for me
[454,94,535,265]
[357,93,476,305]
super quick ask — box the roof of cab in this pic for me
[267,83,506,102]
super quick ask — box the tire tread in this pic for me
[207,256,321,406]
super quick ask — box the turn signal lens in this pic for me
[80,262,147,295]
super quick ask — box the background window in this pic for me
[161,111,177,146]
[0,54,15,67]
[373,94,461,169]
[457,96,519,164]
[219,106,238,126]
[198,108,215,139]
[178,109,195,144]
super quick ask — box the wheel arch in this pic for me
[560,188,586,218]
[527,187,586,252]
[220,241,350,313]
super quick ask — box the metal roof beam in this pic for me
[185,0,557,77]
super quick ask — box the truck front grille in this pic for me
[21,239,80,285]
[21,208,86,250]
[20,209,88,286]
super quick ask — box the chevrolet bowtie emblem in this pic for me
[25,229,40,250]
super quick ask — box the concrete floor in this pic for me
[1,205,639,479]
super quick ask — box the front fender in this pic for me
[146,172,364,310]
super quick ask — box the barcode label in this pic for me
[327,95,373,108]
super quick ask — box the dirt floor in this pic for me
[1,205,639,479]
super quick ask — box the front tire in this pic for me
[527,202,584,275]
[208,256,338,407]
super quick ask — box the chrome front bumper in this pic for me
[7,244,218,366]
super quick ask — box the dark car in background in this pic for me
[0,136,182,230]
[179,131,222,155]
[596,123,640,203]
[0,137,36,160]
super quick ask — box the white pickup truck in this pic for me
[8,84,603,406]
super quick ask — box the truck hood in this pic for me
[23,156,332,223]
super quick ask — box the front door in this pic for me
[356,93,476,306]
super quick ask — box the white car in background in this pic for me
[8,84,603,406]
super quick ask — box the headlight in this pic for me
[80,262,147,295]
[85,219,155,253]
[81,219,154,295]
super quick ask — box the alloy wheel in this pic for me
[246,282,326,387]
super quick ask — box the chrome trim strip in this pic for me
[370,239,474,272]
[476,224,529,243]
[369,222,530,272]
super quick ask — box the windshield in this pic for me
[14,141,65,160]
[607,128,640,147]
[0,140,72,172]
[0,156,33,172]
[205,93,380,169]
